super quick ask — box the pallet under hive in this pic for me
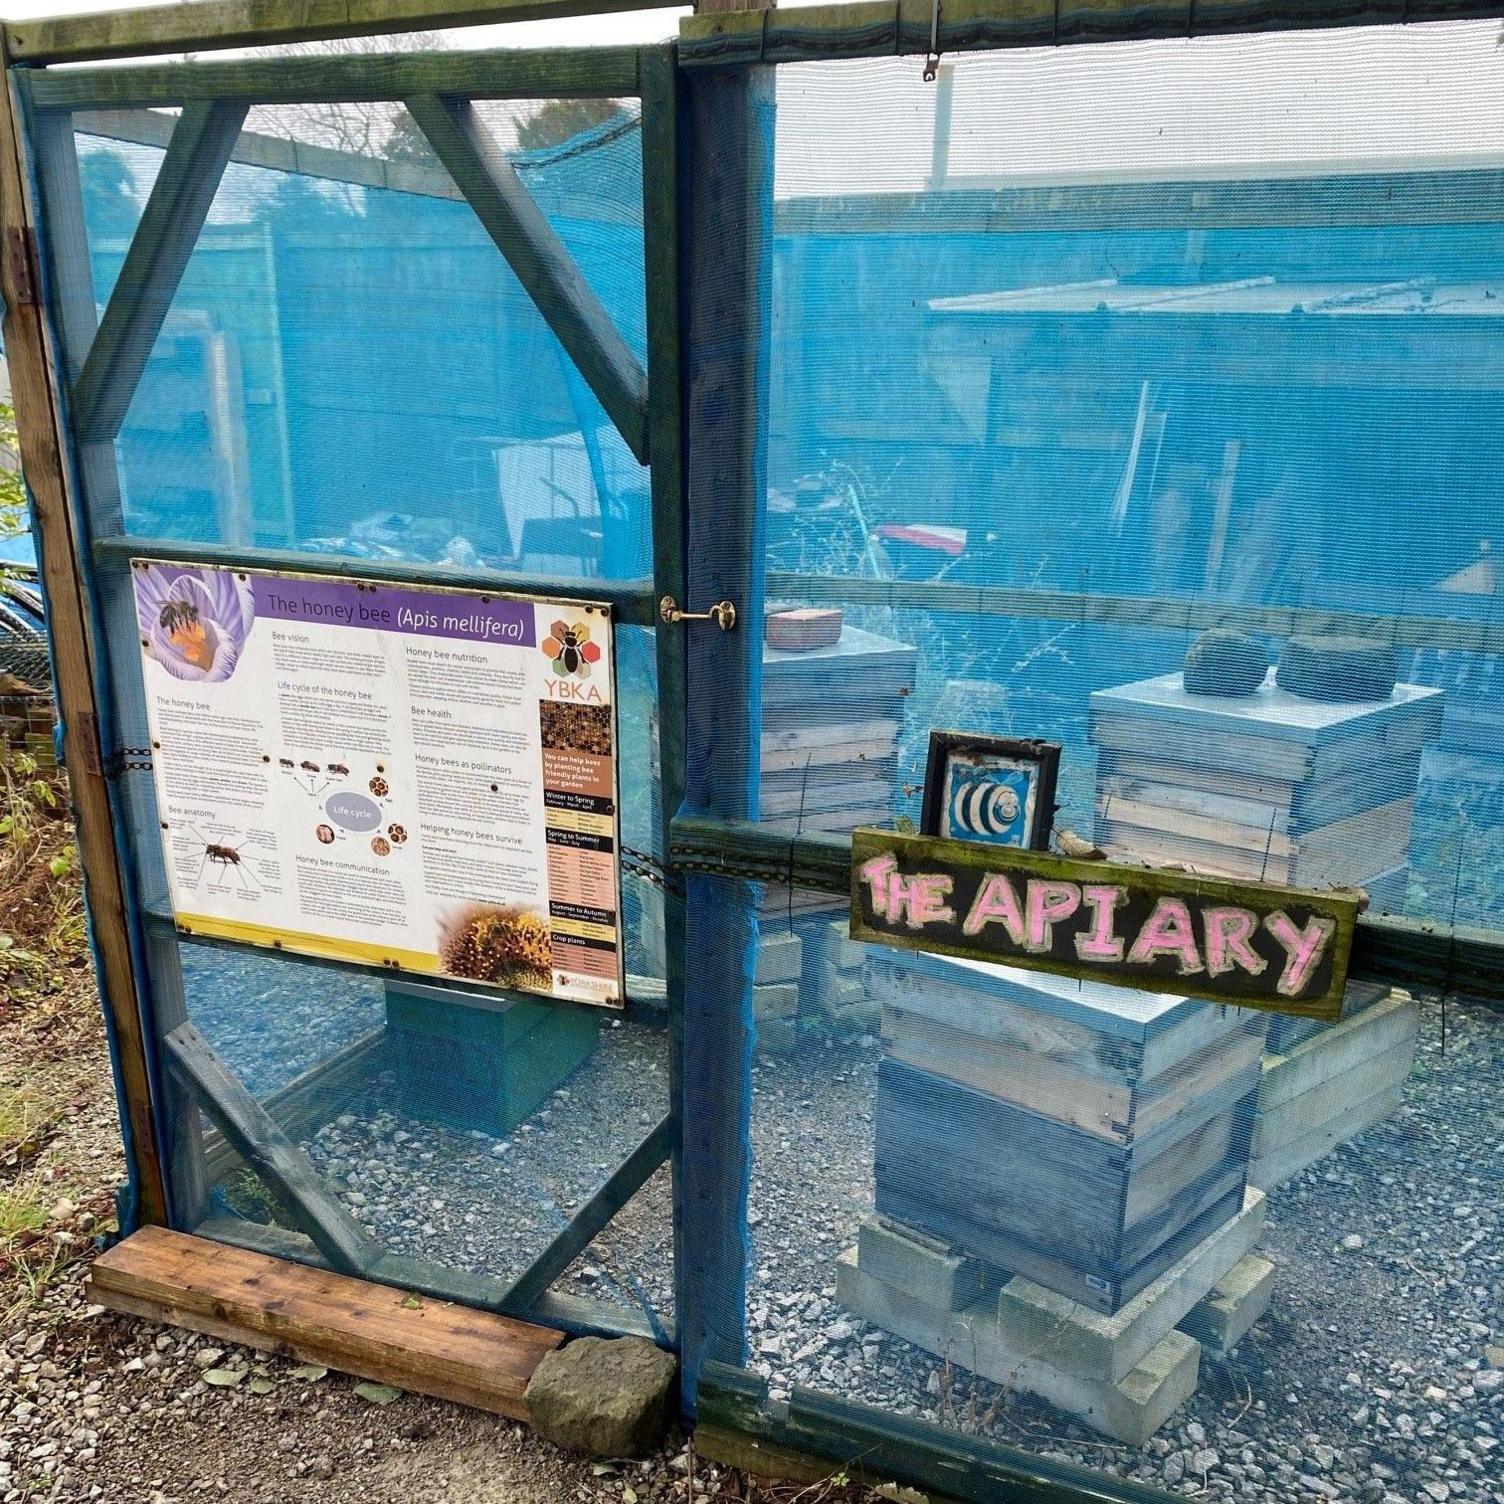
[867,949,1266,1315]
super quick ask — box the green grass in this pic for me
[0,1182,50,1240]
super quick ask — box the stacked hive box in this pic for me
[647,622,913,1049]
[758,623,914,1046]
[1089,670,1443,905]
[865,949,1267,1312]
[1089,669,1441,1186]
[840,948,1272,1441]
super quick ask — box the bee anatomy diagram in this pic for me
[180,822,264,894]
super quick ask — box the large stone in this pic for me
[525,1336,677,1457]
[1182,629,1268,697]
[1276,634,1397,702]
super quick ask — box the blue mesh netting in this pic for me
[78,103,648,575]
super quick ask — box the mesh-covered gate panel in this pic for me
[24,66,675,1339]
[691,27,1504,1504]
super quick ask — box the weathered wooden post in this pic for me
[675,0,777,1405]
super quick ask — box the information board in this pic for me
[132,559,623,1007]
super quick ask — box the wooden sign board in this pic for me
[850,827,1359,1019]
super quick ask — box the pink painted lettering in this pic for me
[1075,884,1127,962]
[1263,910,1336,997]
[1023,879,1082,953]
[1203,905,1267,978]
[1126,896,1205,974]
[857,854,898,921]
[903,873,955,928]
[961,872,1029,947]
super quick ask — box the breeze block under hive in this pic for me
[866,949,1267,1315]
[385,984,599,1137]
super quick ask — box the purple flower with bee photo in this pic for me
[133,563,254,683]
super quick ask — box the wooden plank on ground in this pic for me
[87,1225,562,1418]
[164,1022,381,1275]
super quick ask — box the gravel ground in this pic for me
[9,933,1501,1504]
[194,957,1503,1504]
[0,972,852,1504]
[740,999,1504,1504]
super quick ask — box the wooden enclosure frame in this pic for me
[4,2,1504,1500]
[0,31,690,1349]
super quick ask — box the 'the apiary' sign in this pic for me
[851,827,1359,1018]
[132,558,623,1007]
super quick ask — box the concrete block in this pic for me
[816,918,867,973]
[1248,1082,1405,1191]
[1178,1253,1275,1356]
[811,972,867,1015]
[993,1186,1265,1383]
[857,1217,1001,1313]
[831,1001,880,1039]
[836,1249,1198,1446]
[755,931,804,985]
[753,983,799,1022]
[755,1017,797,1056]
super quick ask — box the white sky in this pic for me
[5,2,1504,191]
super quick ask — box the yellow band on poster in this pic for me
[545,808,614,837]
[173,912,439,973]
[550,916,617,944]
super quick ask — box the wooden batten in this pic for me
[0,54,169,1222]
[6,0,676,66]
[87,1225,564,1419]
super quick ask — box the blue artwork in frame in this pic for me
[920,732,1060,851]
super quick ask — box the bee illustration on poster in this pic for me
[920,731,1060,852]
[134,562,253,684]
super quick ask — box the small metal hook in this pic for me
[659,595,737,631]
[924,0,941,80]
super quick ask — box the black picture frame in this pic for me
[920,731,1060,852]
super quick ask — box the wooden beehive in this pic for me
[1090,670,1444,904]
[647,621,913,1047]
[867,949,1267,1315]
[758,621,915,835]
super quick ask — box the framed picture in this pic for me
[920,732,1060,851]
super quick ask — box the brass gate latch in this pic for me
[659,596,737,631]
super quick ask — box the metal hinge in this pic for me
[4,225,39,307]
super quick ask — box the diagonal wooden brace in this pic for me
[70,98,248,444]
[163,1021,382,1276]
[405,92,650,464]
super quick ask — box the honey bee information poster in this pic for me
[131,559,624,1007]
